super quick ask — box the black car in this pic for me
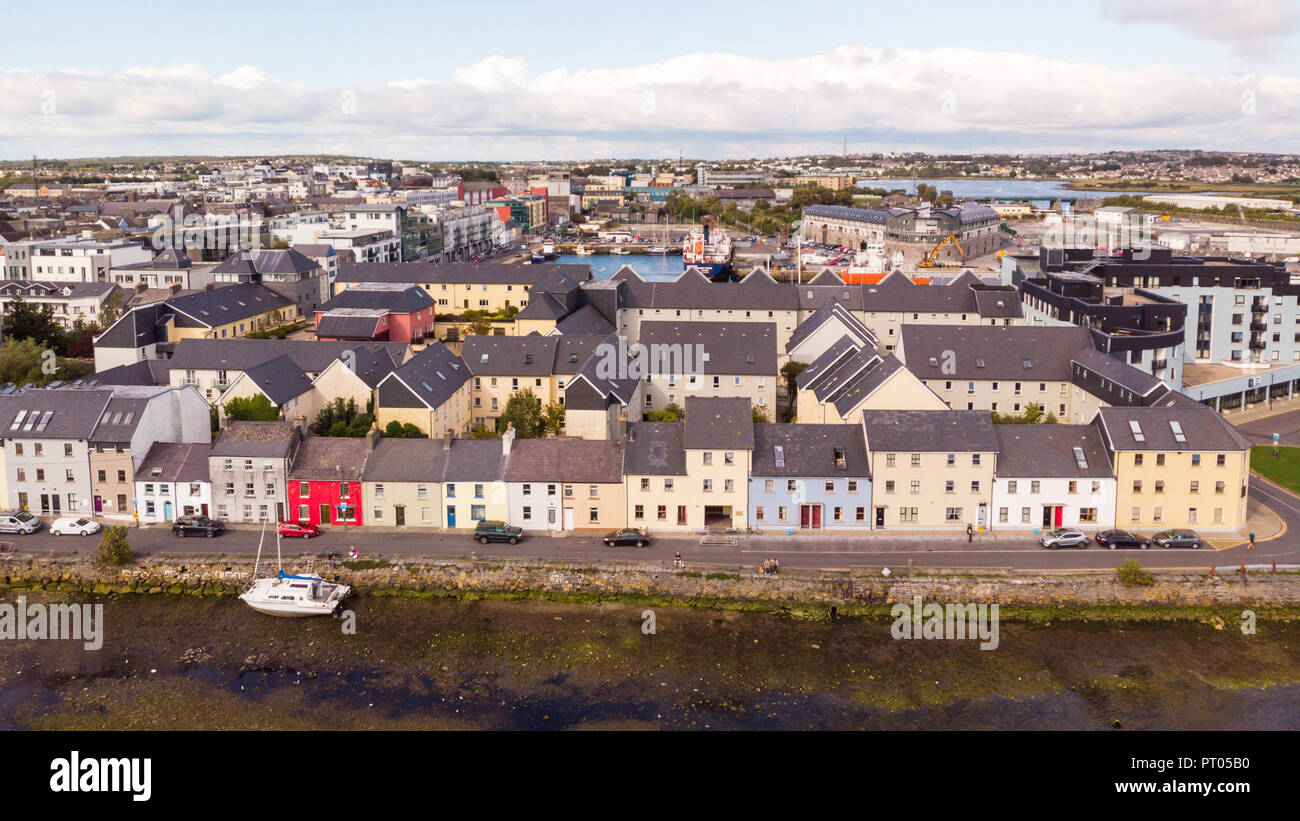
[1151,529,1202,549]
[474,521,523,544]
[604,528,650,548]
[172,516,225,538]
[1096,529,1148,549]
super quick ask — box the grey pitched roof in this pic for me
[831,354,910,416]
[1071,347,1166,397]
[361,438,448,482]
[462,335,558,376]
[516,291,568,320]
[683,396,755,450]
[554,304,615,336]
[504,438,623,483]
[993,425,1113,479]
[863,410,999,453]
[796,336,862,391]
[785,302,877,354]
[241,355,313,405]
[1095,406,1252,452]
[901,324,1094,382]
[167,282,294,326]
[289,436,372,480]
[623,422,687,475]
[638,321,777,375]
[0,389,112,439]
[211,248,320,275]
[970,287,1024,318]
[89,395,152,443]
[83,359,170,387]
[442,438,507,481]
[377,342,470,411]
[210,421,298,458]
[320,282,435,313]
[751,424,870,477]
[315,312,387,340]
[135,442,211,483]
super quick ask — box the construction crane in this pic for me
[917,234,965,268]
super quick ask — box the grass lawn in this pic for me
[1251,445,1300,495]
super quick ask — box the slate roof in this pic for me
[339,261,590,286]
[315,312,387,340]
[638,321,777,375]
[751,424,870,477]
[504,438,623,483]
[785,302,878,354]
[622,422,687,476]
[463,335,558,377]
[377,342,470,410]
[683,396,755,450]
[209,421,298,458]
[441,438,507,481]
[993,425,1113,479]
[516,291,568,320]
[135,442,211,483]
[361,438,448,482]
[900,324,1094,381]
[554,304,615,336]
[1071,347,1167,398]
[83,359,170,387]
[1095,406,1252,452]
[167,283,294,326]
[289,436,372,480]
[167,338,407,375]
[240,355,313,405]
[210,248,320,275]
[862,410,999,453]
[319,282,434,313]
[0,389,113,439]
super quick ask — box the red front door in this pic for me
[800,504,822,529]
[1054,506,1063,527]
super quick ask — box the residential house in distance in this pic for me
[3,238,152,282]
[210,248,328,320]
[93,283,298,369]
[1094,405,1252,531]
[991,424,1116,531]
[133,442,212,522]
[108,248,218,290]
[441,433,512,529]
[375,342,472,436]
[360,437,447,528]
[0,281,122,329]
[208,421,302,523]
[460,334,608,429]
[749,423,872,531]
[862,410,999,531]
[338,261,590,317]
[287,435,377,528]
[561,348,642,440]
[505,437,625,531]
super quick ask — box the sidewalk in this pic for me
[1219,392,1300,425]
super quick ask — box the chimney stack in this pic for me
[443,428,453,450]
[502,422,516,456]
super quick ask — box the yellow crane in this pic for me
[917,234,965,268]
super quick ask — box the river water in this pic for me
[858,178,1149,204]
[2,594,1297,730]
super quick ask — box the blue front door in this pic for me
[447,505,456,528]
[164,501,173,520]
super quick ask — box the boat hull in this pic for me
[685,261,735,282]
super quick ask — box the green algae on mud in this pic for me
[2,593,1300,730]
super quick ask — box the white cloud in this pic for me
[1,46,1298,160]
[1099,0,1300,55]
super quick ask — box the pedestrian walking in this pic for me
[1248,532,1256,550]
[966,524,973,543]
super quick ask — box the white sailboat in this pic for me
[239,522,351,617]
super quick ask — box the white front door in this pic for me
[563,508,574,531]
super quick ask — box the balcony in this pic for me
[1249,337,1267,350]
[1250,321,1268,332]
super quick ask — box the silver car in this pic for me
[1039,527,1089,549]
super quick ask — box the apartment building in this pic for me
[749,423,872,530]
[636,321,777,413]
[208,421,302,523]
[3,238,152,282]
[0,281,121,329]
[374,342,473,436]
[991,425,1116,530]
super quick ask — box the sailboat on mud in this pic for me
[239,521,351,617]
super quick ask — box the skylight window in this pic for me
[35,411,52,431]
[1129,420,1145,442]
[774,446,785,468]
[1023,359,1032,369]
[1169,420,1186,443]
[1073,447,1088,470]
[976,358,986,368]
[928,357,938,367]
[10,410,26,430]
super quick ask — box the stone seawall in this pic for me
[3,553,1300,612]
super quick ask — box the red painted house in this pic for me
[315,282,436,342]
[287,436,376,527]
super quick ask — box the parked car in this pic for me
[604,528,650,548]
[1038,527,1089,549]
[278,521,319,539]
[1096,529,1149,549]
[49,517,101,537]
[1151,529,1201,549]
[172,516,225,538]
[474,520,522,544]
[0,510,41,534]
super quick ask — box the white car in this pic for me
[49,517,101,537]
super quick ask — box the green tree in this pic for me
[0,337,91,386]
[384,420,405,438]
[467,317,493,336]
[224,394,280,422]
[781,361,808,411]
[496,388,545,438]
[314,397,374,437]
[543,402,566,436]
[469,424,499,439]
[97,525,134,566]
[2,297,64,350]
[752,405,770,423]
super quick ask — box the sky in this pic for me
[3,0,1300,161]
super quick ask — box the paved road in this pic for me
[6,517,1292,572]
[1237,408,1300,446]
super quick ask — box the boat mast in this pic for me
[251,518,267,579]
